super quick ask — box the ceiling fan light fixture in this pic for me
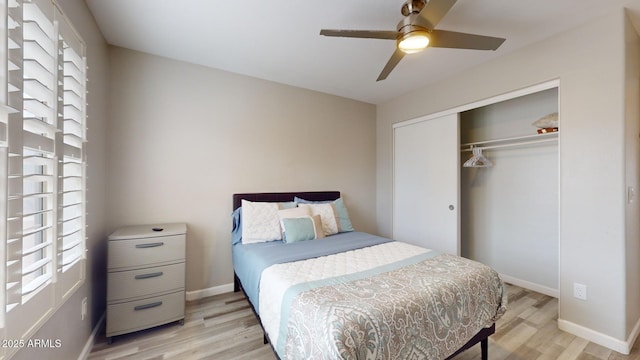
[398,30,430,54]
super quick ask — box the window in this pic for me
[0,0,86,356]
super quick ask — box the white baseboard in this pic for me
[78,312,105,360]
[186,283,234,301]
[499,274,559,298]
[501,274,640,355]
[557,319,633,355]
[627,316,640,354]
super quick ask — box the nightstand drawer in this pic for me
[108,234,185,270]
[106,291,185,337]
[107,263,185,302]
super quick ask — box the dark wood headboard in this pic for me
[233,191,340,210]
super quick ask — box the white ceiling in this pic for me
[85,0,640,104]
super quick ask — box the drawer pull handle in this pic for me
[135,242,164,248]
[135,272,163,280]
[134,301,163,311]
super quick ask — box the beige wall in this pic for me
[106,47,377,293]
[624,10,640,337]
[12,0,111,359]
[377,5,640,350]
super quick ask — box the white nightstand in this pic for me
[106,223,187,343]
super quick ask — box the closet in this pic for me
[393,81,559,297]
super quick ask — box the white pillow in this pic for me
[241,200,282,244]
[298,203,339,236]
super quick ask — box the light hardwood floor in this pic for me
[89,284,640,360]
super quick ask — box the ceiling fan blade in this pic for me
[429,30,505,50]
[320,29,398,40]
[415,0,458,30]
[377,48,405,81]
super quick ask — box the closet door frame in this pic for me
[392,79,560,262]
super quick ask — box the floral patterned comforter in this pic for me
[261,242,507,360]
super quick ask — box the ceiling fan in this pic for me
[320,0,506,81]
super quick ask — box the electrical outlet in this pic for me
[573,283,587,300]
[81,297,87,320]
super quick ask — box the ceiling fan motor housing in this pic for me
[397,14,429,34]
[401,0,427,16]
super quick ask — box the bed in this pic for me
[232,191,506,360]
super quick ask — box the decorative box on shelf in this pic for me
[106,223,187,344]
[537,127,558,134]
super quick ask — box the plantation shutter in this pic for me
[56,9,85,298]
[1,0,86,349]
[5,0,58,343]
[0,0,7,147]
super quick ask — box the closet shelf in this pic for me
[460,132,558,152]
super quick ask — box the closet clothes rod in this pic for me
[461,138,557,152]
[460,132,558,152]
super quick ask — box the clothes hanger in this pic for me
[463,146,493,168]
